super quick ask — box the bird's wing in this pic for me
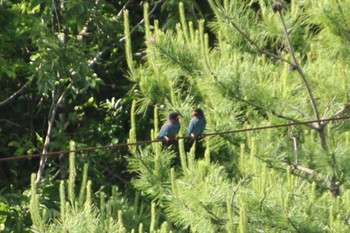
[157,123,169,138]
[198,119,206,135]
[188,119,196,135]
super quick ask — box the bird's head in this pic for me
[168,112,182,121]
[192,108,204,116]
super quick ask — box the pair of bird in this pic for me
[156,108,206,141]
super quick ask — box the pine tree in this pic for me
[29,140,174,232]
[25,1,350,232]
[123,0,350,232]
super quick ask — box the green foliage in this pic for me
[0,190,31,233]
[121,0,350,232]
[28,142,175,232]
[4,0,350,232]
[166,160,231,232]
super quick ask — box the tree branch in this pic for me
[210,5,323,130]
[0,119,23,128]
[119,0,164,43]
[291,136,298,164]
[231,92,319,130]
[35,89,67,184]
[290,163,315,176]
[284,103,314,121]
[289,161,342,196]
[322,96,336,120]
[322,101,350,127]
[230,176,251,207]
[116,0,133,18]
[219,12,294,66]
[199,201,227,225]
[0,81,30,107]
[277,10,321,123]
[287,217,302,233]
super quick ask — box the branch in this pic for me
[88,48,109,67]
[276,9,321,123]
[230,176,251,207]
[287,217,302,233]
[231,92,319,130]
[52,0,61,32]
[255,152,341,196]
[119,0,164,43]
[103,166,130,186]
[156,44,191,73]
[0,119,23,128]
[335,0,348,29]
[289,161,341,196]
[220,12,294,66]
[214,3,321,126]
[35,89,67,184]
[322,101,350,127]
[0,81,30,107]
[322,96,336,119]
[291,136,298,164]
[200,201,227,225]
[290,163,315,176]
[284,103,313,121]
[116,0,133,18]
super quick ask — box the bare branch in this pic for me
[0,81,30,107]
[35,89,67,184]
[322,96,336,119]
[103,166,130,185]
[322,101,350,127]
[290,163,315,176]
[119,0,164,43]
[88,48,109,67]
[285,103,313,121]
[290,160,341,195]
[0,119,23,128]
[116,0,133,18]
[232,93,319,130]
[230,176,251,207]
[287,217,303,233]
[218,11,294,65]
[291,136,298,164]
[200,201,227,225]
[277,10,321,123]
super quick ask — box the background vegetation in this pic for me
[1,0,350,232]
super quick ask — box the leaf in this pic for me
[36,132,43,145]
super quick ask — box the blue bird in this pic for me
[188,108,206,139]
[157,112,181,141]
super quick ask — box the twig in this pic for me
[116,0,133,18]
[290,163,315,176]
[200,201,227,225]
[287,217,302,233]
[0,119,23,128]
[119,0,164,43]
[103,166,130,185]
[219,12,294,66]
[322,96,336,120]
[230,176,250,207]
[324,102,350,126]
[0,81,30,107]
[231,92,319,130]
[277,10,321,123]
[285,103,313,121]
[291,136,298,164]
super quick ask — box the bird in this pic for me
[157,112,182,141]
[188,108,206,139]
